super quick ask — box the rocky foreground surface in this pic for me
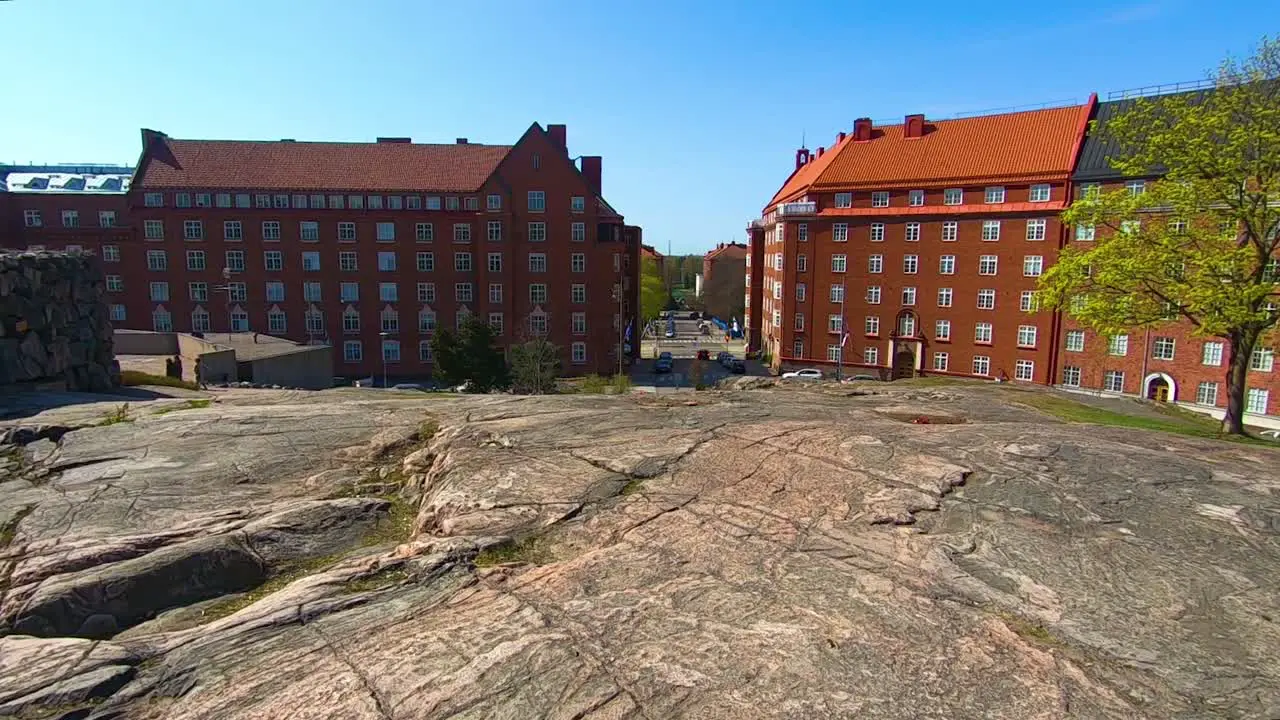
[1,382,1278,719]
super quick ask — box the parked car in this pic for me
[696,349,711,361]
[716,351,732,366]
[654,358,674,373]
[659,351,673,361]
[843,374,878,382]
[664,326,676,338]
[688,311,701,320]
[781,368,823,380]
[729,359,746,374]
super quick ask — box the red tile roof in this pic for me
[768,103,1093,210]
[705,242,748,262]
[137,136,513,192]
[820,200,1067,217]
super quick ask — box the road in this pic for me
[633,315,761,387]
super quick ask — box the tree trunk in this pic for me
[1223,330,1257,435]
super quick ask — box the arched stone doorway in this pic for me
[1143,372,1177,403]
[891,346,916,380]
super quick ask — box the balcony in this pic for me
[777,202,817,217]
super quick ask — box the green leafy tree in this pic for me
[639,255,667,323]
[430,315,510,392]
[1039,37,1280,434]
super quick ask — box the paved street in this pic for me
[633,315,760,387]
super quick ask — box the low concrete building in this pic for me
[114,330,332,389]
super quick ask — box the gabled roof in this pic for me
[705,242,748,262]
[135,135,513,192]
[768,101,1094,210]
[1073,89,1211,182]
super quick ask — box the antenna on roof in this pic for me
[801,130,807,150]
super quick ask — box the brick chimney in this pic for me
[455,138,468,144]
[904,114,925,139]
[816,146,825,158]
[546,124,567,152]
[837,131,847,143]
[853,118,873,142]
[795,148,811,169]
[580,156,602,192]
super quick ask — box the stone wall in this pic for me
[0,250,117,391]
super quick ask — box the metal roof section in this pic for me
[0,164,134,193]
[1073,83,1212,182]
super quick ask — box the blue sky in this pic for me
[0,0,1269,254]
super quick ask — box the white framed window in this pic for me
[416,252,434,272]
[253,194,270,208]
[833,223,849,242]
[528,312,548,336]
[1251,347,1275,372]
[796,283,806,301]
[794,313,805,331]
[303,281,322,302]
[1202,341,1224,366]
[143,219,164,239]
[218,221,241,242]
[869,223,884,242]
[529,283,547,304]
[944,188,963,205]
[1023,255,1043,277]
[263,221,281,241]
[149,281,169,301]
[897,313,916,336]
[1121,220,1141,235]
[416,282,434,303]
[298,221,319,242]
[1062,366,1081,387]
[379,282,398,302]
[528,222,546,243]
[302,251,320,271]
[151,308,173,332]
[1246,388,1270,414]
[110,304,126,321]
[1196,381,1219,405]
[1029,184,1051,202]
[454,252,472,272]
[424,196,439,210]
[188,282,207,301]
[106,275,124,292]
[488,282,503,303]
[265,250,283,271]
[938,255,956,275]
[865,316,880,336]
[570,342,587,364]
[265,281,284,302]
[1026,219,1046,241]
[337,222,356,242]
[486,221,502,242]
[1013,289,1034,312]
[975,322,993,344]
[903,255,918,274]
[793,340,804,357]
[1103,370,1125,392]
[797,254,808,272]
[1125,180,1146,196]
[571,284,586,304]
[937,288,953,307]
[861,346,877,365]
[527,190,545,212]
[1108,335,1129,356]
[225,250,245,272]
[453,224,471,243]
[98,210,116,227]
[571,311,587,335]
[343,341,363,363]
[772,310,781,328]
[905,223,920,242]
[198,193,214,208]
[834,192,853,208]
[372,222,393,242]
[932,351,948,371]
[981,220,1000,241]
[827,314,843,333]
[977,289,996,309]
[979,255,998,275]
[1076,224,1096,241]
[941,221,957,242]
[488,312,504,335]
[378,251,397,272]
[191,308,211,333]
[571,222,586,242]
[367,195,384,210]
[175,193,191,208]
[146,249,167,271]
[1015,359,1035,381]
[984,187,1005,203]
[529,253,548,273]
[871,191,890,208]
[456,282,475,302]
[1017,325,1037,348]
[183,220,203,240]
[102,245,120,262]
[567,195,583,213]
[797,223,808,242]
[868,254,882,274]
[1080,183,1101,200]
[310,194,325,209]
[909,190,924,206]
[1065,330,1085,352]
[972,355,991,376]
[865,285,880,304]
[341,283,360,303]
[1152,337,1176,361]
[230,310,253,335]
[382,339,401,363]
[380,306,400,333]
[901,287,916,306]
[832,254,847,273]
[487,253,502,273]
[825,344,842,363]
[226,282,246,302]
[830,284,845,303]
[935,319,950,340]
[338,251,358,272]
[144,192,164,207]
[570,253,586,273]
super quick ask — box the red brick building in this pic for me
[702,241,747,286]
[747,103,1093,385]
[1,165,134,256]
[2,125,642,381]
[1057,93,1278,423]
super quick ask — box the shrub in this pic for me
[120,370,198,390]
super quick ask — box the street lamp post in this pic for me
[378,331,388,388]
[836,285,846,382]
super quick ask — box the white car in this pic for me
[781,368,823,380]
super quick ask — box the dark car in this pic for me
[717,351,733,366]
[654,358,674,373]
[688,311,700,320]
[696,349,711,361]
[729,359,746,374]
[659,351,673,361]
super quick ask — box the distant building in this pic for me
[702,241,747,287]
[0,164,134,253]
[640,243,664,272]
